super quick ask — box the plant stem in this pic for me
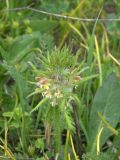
[54,107,61,154]
[72,100,83,157]
[16,70,27,154]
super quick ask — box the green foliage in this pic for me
[29,20,58,33]
[29,47,83,155]
[40,0,69,13]
[33,47,83,107]
[40,47,76,70]
[82,152,115,160]
[0,0,120,159]
[35,138,44,150]
[87,73,120,152]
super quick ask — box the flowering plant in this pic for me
[34,47,82,107]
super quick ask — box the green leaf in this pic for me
[7,32,40,63]
[30,98,48,114]
[98,112,118,135]
[27,88,44,98]
[36,158,44,160]
[30,20,58,33]
[105,13,120,36]
[3,112,13,117]
[87,73,120,152]
[35,138,44,150]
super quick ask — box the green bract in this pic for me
[35,47,81,106]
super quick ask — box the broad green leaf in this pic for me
[87,73,120,152]
[30,20,58,33]
[4,32,53,64]
[7,32,41,63]
[2,62,28,96]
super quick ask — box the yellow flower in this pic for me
[43,83,50,90]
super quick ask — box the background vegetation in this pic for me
[0,0,120,159]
